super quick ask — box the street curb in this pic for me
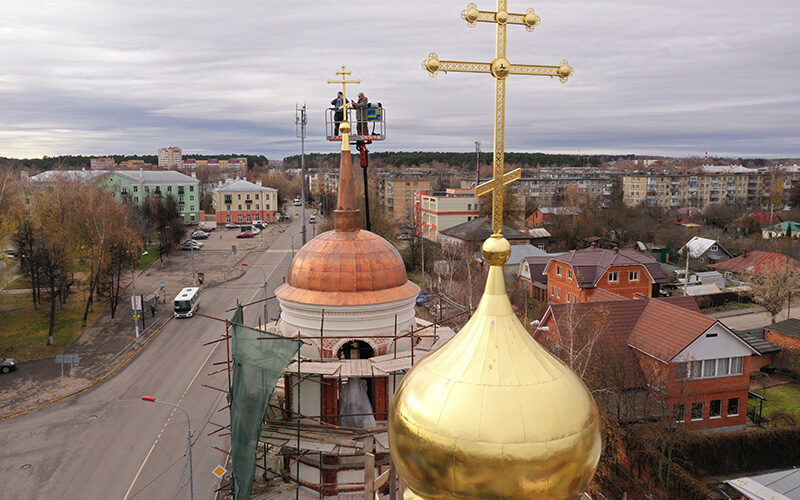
[0,316,174,421]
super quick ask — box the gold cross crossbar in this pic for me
[327,64,360,119]
[422,1,573,235]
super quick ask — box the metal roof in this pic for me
[727,468,800,500]
[215,179,277,192]
[29,170,109,183]
[712,250,800,276]
[112,170,198,184]
[439,217,531,242]
[547,247,668,287]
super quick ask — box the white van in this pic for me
[293,198,301,206]
[309,215,316,224]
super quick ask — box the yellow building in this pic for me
[213,178,278,224]
[381,176,431,221]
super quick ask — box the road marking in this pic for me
[123,343,220,500]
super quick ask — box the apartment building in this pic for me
[380,175,431,221]
[213,178,278,224]
[414,188,480,237]
[90,157,116,169]
[183,158,248,171]
[158,146,183,169]
[622,172,766,208]
[105,170,201,223]
[309,170,339,196]
[461,169,619,207]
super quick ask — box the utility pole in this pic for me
[475,140,481,188]
[296,104,308,245]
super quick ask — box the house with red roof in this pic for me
[711,250,800,280]
[539,294,758,431]
[544,246,668,304]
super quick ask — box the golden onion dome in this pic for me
[389,236,601,499]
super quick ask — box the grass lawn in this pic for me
[749,381,800,426]
[4,275,32,290]
[0,293,38,309]
[0,294,103,361]
[137,249,159,270]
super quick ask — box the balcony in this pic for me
[245,199,253,204]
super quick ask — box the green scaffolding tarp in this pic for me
[230,305,301,499]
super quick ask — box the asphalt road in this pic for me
[0,218,305,500]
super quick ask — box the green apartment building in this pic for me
[104,170,201,224]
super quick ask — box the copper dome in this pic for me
[275,229,419,307]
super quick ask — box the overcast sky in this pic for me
[1,0,798,160]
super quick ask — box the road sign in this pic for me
[160,281,165,290]
[55,354,79,364]
[131,295,143,311]
[212,465,227,478]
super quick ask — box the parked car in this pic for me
[180,240,203,250]
[197,225,214,232]
[293,198,301,206]
[309,215,317,224]
[191,230,208,239]
[3,248,16,258]
[0,357,17,374]
[226,223,239,229]
[253,220,267,229]
[236,231,257,239]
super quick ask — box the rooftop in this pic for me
[765,318,800,338]
[439,217,531,242]
[215,178,277,192]
[712,250,800,276]
[548,247,668,288]
[112,170,198,184]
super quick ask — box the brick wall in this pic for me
[546,263,653,304]
[321,378,339,425]
[765,330,800,350]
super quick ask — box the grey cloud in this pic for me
[0,0,798,159]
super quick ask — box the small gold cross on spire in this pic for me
[327,65,360,150]
[423,1,573,235]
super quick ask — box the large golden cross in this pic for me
[327,65,360,137]
[423,1,573,234]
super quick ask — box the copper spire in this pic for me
[334,121,361,231]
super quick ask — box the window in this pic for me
[145,186,149,193]
[711,244,718,251]
[703,359,716,377]
[676,362,688,380]
[608,271,619,283]
[190,186,194,192]
[556,265,562,276]
[674,404,685,422]
[237,215,243,222]
[190,214,196,222]
[246,194,251,200]
[731,356,743,375]
[255,194,259,200]
[238,205,242,210]
[727,398,740,416]
[709,400,721,418]
[189,196,194,201]
[167,186,172,192]
[133,185,138,192]
[690,360,702,379]
[538,243,544,250]
[691,402,704,421]
[133,196,139,203]
[567,292,571,302]
[551,286,555,297]
[237,194,241,200]
[706,332,718,338]
[226,215,232,223]
[556,288,561,299]
[629,270,639,281]
[718,357,730,375]
[568,269,573,280]
[246,214,252,222]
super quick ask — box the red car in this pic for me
[236,231,256,238]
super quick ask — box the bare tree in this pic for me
[746,265,800,323]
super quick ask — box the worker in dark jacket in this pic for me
[352,92,368,135]
[331,92,344,136]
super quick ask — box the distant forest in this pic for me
[283,151,630,169]
[0,154,269,172]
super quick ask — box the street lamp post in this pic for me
[242,263,269,323]
[140,396,194,500]
[278,229,307,259]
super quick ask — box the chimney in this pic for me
[255,180,262,186]
[190,172,196,179]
